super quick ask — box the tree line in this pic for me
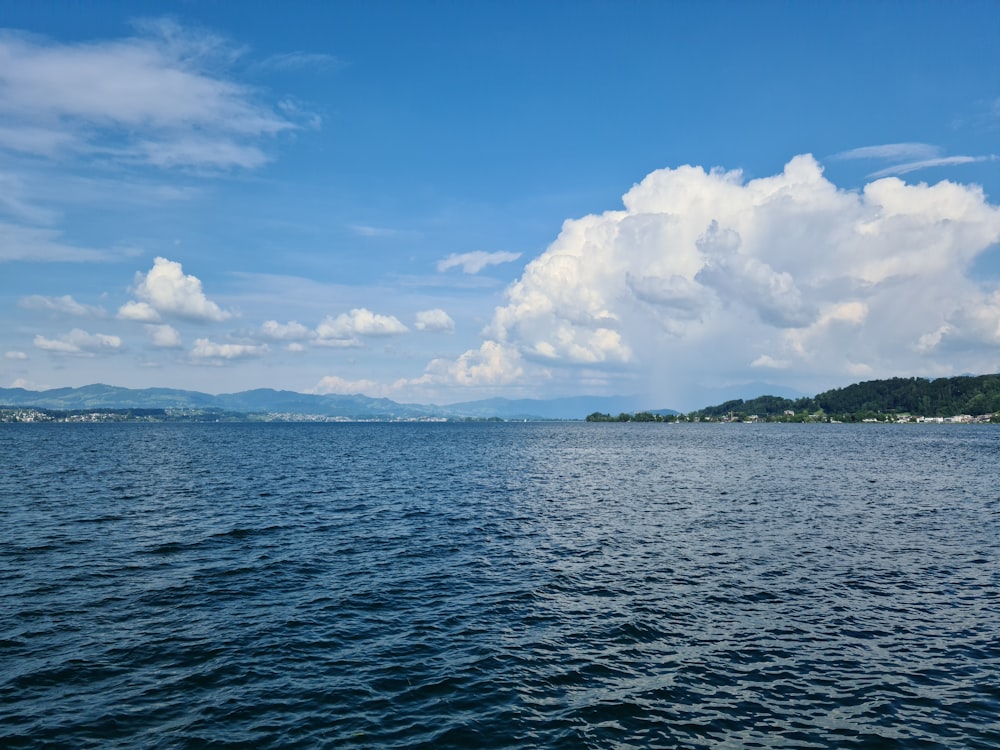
[588,374,1000,422]
[702,375,1000,419]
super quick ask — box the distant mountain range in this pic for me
[0,384,675,421]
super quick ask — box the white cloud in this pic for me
[127,256,232,322]
[414,308,455,333]
[259,319,312,341]
[19,294,105,317]
[131,137,271,171]
[190,338,267,361]
[751,354,790,369]
[867,156,994,179]
[437,250,522,274]
[312,336,363,349]
[428,154,1000,404]
[307,341,529,400]
[316,308,408,341]
[310,375,390,397]
[147,324,182,348]
[4,350,28,360]
[117,300,161,322]
[0,124,77,158]
[694,221,814,327]
[831,143,995,179]
[0,21,296,170]
[422,341,526,387]
[833,143,941,162]
[33,328,123,356]
[0,221,110,262]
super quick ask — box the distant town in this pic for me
[0,407,462,424]
[585,410,998,424]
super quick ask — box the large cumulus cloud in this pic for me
[441,155,1000,404]
[118,256,233,323]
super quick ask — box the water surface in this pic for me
[2,423,998,747]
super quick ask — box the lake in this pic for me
[1,422,998,748]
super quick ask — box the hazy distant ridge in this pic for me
[0,385,667,421]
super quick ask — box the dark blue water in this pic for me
[1,422,998,748]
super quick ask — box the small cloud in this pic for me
[414,308,455,333]
[118,300,161,322]
[259,319,312,341]
[33,328,123,356]
[914,324,952,353]
[19,294,105,317]
[316,308,408,341]
[313,337,362,349]
[846,361,874,377]
[4,350,28,360]
[147,324,182,348]
[437,250,522,274]
[190,337,267,361]
[750,354,790,369]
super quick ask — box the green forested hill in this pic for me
[694,374,1000,420]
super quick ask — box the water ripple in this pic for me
[1,422,998,748]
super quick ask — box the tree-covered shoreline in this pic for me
[588,374,1000,423]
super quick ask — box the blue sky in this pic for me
[2,1,999,410]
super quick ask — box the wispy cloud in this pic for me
[253,51,343,72]
[437,250,522,274]
[0,20,299,171]
[831,142,996,179]
[19,294,106,317]
[832,143,940,162]
[867,155,996,179]
[0,222,111,262]
[350,224,408,238]
[0,173,59,224]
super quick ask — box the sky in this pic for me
[2,1,1000,411]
